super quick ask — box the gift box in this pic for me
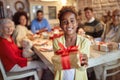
[93,42,109,52]
[52,42,82,70]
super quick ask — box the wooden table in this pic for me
[33,46,54,73]
[33,45,120,73]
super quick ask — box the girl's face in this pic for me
[19,15,27,26]
[2,23,14,36]
[60,12,78,36]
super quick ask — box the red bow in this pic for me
[56,42,78,56]
[55,42,78,69]
[49,34,63,40]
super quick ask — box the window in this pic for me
[48,6,56,19]
[32,5,43,18]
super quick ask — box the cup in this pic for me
[42,32,49,39]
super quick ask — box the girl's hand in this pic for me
[80,54,88,67]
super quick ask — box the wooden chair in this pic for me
[0,60,39,80]
[102,62,120,80]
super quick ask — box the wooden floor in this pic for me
[0,70,120,80]
[0,70,99,80]
[0,71,3,80]
[42,68,54,80]
[0,69,54,80]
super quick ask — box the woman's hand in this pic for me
[80,54,88,67]
[107,42,119,50]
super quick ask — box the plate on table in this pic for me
[33,40,48,46]
[39,46,53,52]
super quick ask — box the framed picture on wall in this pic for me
[48,6,56,19]
[14,1,25,11]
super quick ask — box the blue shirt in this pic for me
[31,18,51,34]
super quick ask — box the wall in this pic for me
[2,0,120,22]
[28,0,75,27]
[28,0,60,26]
[77,0,120,20]
[1,0,75,27]
[0,0,29,18]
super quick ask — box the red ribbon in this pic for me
[49,34,63,40]
[98,42,105,51]
[55,42,78,69]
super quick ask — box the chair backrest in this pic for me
[102,62,120,80]
[0,59,39,80]
[0,59,7,79]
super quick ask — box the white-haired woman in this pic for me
[0,18,46,80]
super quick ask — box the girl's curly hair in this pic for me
[58,6,78,21]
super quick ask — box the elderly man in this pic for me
[94,9,120,80]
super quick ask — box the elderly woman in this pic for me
[94,9,120,80]
[0,18,46,80]
[12,11,33,48]
[53,6,91,80]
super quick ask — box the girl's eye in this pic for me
[61,19,75,25]
[71,20,75,23]
[61,20,68,25]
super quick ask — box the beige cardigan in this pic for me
[12,25,32,48]
[101,23,120,43]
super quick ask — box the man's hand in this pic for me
[107,42,119,50]
[39,28,48,33]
